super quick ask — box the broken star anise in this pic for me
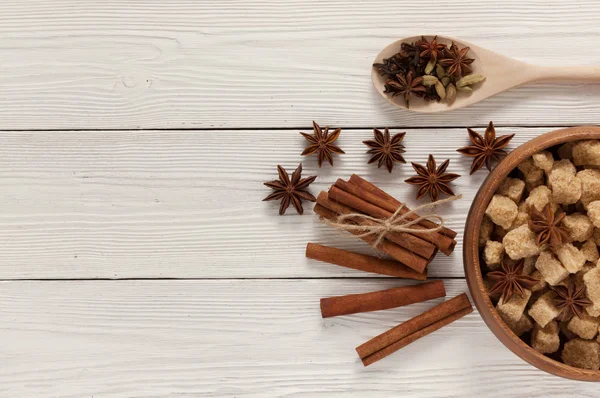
[456,121,514,174]
[263,164,316,215]
[405,154,460,202]
[488,260,539,304]
[528,203,572,248]
[552,280,593,321]
[300,121,345,167]
[363,128,406,173]
[416,35,447,61]
[439,41,475,77]
[384,71,426,109]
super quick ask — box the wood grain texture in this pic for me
[1,279,599,397]
[0,127,551,280]
[2,1,600,128]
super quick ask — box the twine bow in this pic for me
[323,195,462,249]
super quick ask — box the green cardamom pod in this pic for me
[457,85,473,93]
[425,60,436,75]
[446,84,457,105]
[436,64,446,78]
[441,76,450,87]
[456,74,486,88]
[435,81,446,99]
[422,75,438,87]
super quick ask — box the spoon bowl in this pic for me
[372,35,600,113]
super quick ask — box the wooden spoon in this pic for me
[372,35,600,113]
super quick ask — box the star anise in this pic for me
[405,155,460,202]
[439,41,475,77]
[456,121,515,174]
[416,35,447,61]
[263,164,316,215]
[488,260,539,304]
[300,121,345,167]
[552,280,593,321]
[528,203,572,248]
[373,54,408,78]
[384,71,426,109]
[363,128,406,173]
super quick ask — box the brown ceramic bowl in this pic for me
[464,126,600,381]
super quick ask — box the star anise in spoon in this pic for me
[363,128,406,173]
[416,35,447,61]
[439,41,475,77]
[405,155,460,202]
[488,260,539,304]
[263,164,316,215]
[552,280,593,321]
[300,121,345,167]
[528,203,572,248]
[383,71,426,109]
[456,121,515,174]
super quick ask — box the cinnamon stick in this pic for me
[347,174,457,239]
[356,293,473,366]
[316,192,430,273]
[329,184,456,256]
[320,280,445,318]
[314,204,426,271]
[306,243,427,280]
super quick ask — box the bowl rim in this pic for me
[463,125,600,381]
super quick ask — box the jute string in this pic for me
[323,194,462,249]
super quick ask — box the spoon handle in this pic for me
[533,66,600,82]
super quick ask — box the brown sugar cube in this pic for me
[518,202,528,213]
[577,169,600,209]
[561,321,578,340]
[497,178,526,203]
[508,211,530,231]
[525,176,545,193]
[562,213,594,242]
[535,251,569,286]
[528,291,561,327]
[525,186,557,212]
[584,266,600,317]
[555,243,587,273]
[562,339,600,370]
[517,157,544,183]
[531,321,560,354]
[573,140,600,167]
[568,313,600,340]
[558,142,574,160]
[479,216,493,247]
[530,270,548,292]
[581,239,600,263]
[587,201,600,228]
[503,313,534,337]
[575,262,596,287]
[483,241,504,270]
[486,194,518,229]
[503,224,541,260]
[497,289,532,324]
[548,160,581,205]
[532,150,554,173]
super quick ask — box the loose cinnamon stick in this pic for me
[356,293,473,366]
[316,192,430,273]
[314,204,426,271]
[347,174,457,239]
[306,243,427,280]
[329,184,456,256]
[320,280,445,318]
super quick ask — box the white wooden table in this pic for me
[2,1,600,396]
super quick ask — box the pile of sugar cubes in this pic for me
[481,139,600,370]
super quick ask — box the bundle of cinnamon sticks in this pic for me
[306,175,472,366]
[314,174,457,274]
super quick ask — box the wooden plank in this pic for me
[0,279,595,397]
[0,127,566,279]
[2,1,600,128]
